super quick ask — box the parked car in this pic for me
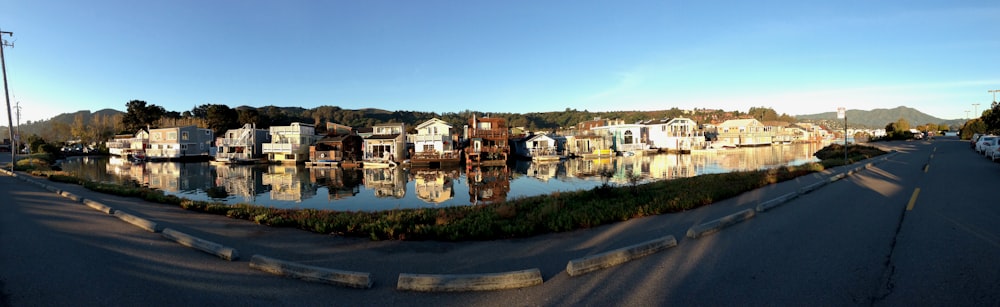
[971,133,983,149]
[975,136,997,154]
[984,138,1000,161]
[988,144,1000,162]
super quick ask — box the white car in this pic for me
[985,139,1000,161]
[975,136,997,154]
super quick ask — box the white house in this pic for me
[715,119,774,147]
[215,123,271,164]
[363,123,407,163]
[411,118,460,164]
[646,117,705,152]
[591,122,649,153]
[262,122,317,164]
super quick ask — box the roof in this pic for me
[416,118,452,129]
[365,133,401,140]
[718,119,761,127]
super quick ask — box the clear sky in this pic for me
[1,0,998,123]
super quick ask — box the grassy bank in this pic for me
[29,144,887,241]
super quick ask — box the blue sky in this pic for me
[1,0,998,123]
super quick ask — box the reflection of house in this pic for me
[364,167,407,198]
[363,123,407,163]
[468,166,510,204]
[263,122,317,164]
[466,116,509,165]
[309,134,362,163]
[591,123,649,153]
[413,169,455,204]
[715,119,774,147]
[411,118,461,166]
[261,164,316,202]
[646,117,705,152]
[514,133,565,161]
[107,129,149,157]
[144,162,214,192]
[213,164,269,202]
[526,161,563,181]
[146,126,214,161]
[215,124,271,164]
[309,167,361,200]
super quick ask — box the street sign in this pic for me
[837,107,846,119]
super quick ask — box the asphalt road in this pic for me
[1,137,997,306]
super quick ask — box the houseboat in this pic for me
[410,118,462,167]
[466,116,509,166]
[646,117,706,153]
[715,119,775,147]
[362,123,406,168]
[564,133,614,159]
[262,122,317,164]
[106,129,149,161]
[467,166,511,205]
[307,133,362,168]
[515,133,565,162]
[215,123,271,164]
[145,126,213,161]
[591,121,651,155]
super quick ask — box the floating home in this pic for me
[410,118,462,167]
[646,117,706,153]
[106,129,149,160]
[363,123,407,167]
[215,123,271,164]
[466,116,509,165]
[514,133,566,162]
[263,122,317,164]
[146,126,214,161]
[715,119,775,147]
[308,134,362,167]
[591,121,650,155]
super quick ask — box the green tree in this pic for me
[205,104,238,136]
[982,101,1000,134]
[894,118,910,132]
[122,100,166,133]
[959,118,987,139]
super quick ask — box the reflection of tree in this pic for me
[468,166,510,205]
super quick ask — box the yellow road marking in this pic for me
[906,188,921,211]
[930,154,934,159]
[924,164,929,173]
[933,147,937,152]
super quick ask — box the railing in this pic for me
[469,129,508,139]
[262,143,294,153]
[411,134,450,142]
[529,147,558,156]
[412,150,461,160]
[617,143,649,152]
[218,138,252,146]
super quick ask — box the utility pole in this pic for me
[973,103,980,117]
[990,89,1000,103]
[1,29,14,170]
[966,110,971,119]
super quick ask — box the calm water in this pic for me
[59,143,826,212]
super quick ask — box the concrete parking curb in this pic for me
[397,268,543,292]
[113,210,161,233]
[59,191,83,203]
[566,236,677,276]
[83,199,115,214]
[756,192,799,212]
[687,208,756,239]
[797,180,827,194]
[161,228,239,261]
[250,255,374,289]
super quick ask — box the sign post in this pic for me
[837,107,847,163]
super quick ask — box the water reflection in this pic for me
[60,143,827,212]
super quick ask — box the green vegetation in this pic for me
[20,144,888,242]
[812,144,889,168]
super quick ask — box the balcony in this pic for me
[262,143,295,153]
[411,134,450,143]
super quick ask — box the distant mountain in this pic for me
[796,106,964,129]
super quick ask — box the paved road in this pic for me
[1,137,997,306]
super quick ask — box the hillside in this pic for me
[796,106,964,129]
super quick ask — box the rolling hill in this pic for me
[795,106,964,129]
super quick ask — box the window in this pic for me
[182,131,189,141]
[151,133,162,141]
[624,130,634,144]
[167,132,177,141]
